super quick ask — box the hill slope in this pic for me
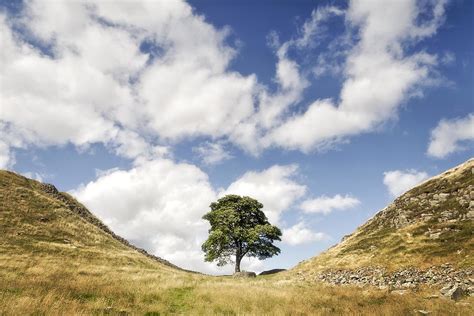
[1,168,473,314]
[0,170,182,271]
[293,159,473,278]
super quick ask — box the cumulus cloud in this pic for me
[383,169,429,197]
[427,114,474,158]
[0,0,451,165]
[71,158,219,273]
[300,194,360,215]
[282,222,328,246]
[264,0,448,152]
[193,141,233,165]
[221,165,306,224]
[0,0,258,165]
[72,161,306,273]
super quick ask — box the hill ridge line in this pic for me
[39,181,196,273]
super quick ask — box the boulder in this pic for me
[440,284,467,301]
[233,271,256,278]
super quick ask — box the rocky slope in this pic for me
[292,159,473,297]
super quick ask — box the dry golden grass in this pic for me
[1,169,473,315]
[1,252,473,315]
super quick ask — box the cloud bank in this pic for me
[0,0,450,168]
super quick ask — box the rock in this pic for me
[415,310,430,314]
[233,271,256,278]
[41,183,59,194]
[438,193,450,201]
[429,200,439,207]
[341,234,352,242]
[429,232,442,240]
[441,285,467,301]
[467,210,474,219]
[259,269,286,276]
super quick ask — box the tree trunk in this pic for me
[235,248,242,273]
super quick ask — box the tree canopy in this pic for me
[201,194,282,273]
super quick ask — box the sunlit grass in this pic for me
[1,170,473,314]
[1,252,473,315]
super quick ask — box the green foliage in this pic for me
[201,195,282,272]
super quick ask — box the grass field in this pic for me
[1,169,473,315]
[1,253,473,315]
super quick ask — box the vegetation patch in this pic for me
[164,286,194,313]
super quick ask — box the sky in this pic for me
[0,0,473,274]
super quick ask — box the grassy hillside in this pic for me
[294,159,474,273]
[0,170,179,270]
[1,169,472,314]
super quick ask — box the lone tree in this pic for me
[201,194,282,273]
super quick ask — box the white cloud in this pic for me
[264,0,447,152]
[282,222,327,246]
[72,161,307,274]
[72,158,223,274]
[0,0,259,163]
[256,6,342,132]
[0,0,451,164]
[300,194,360,215]
[193,141,233,165]
[383,169,429,197]
[221,165,306,225]
[294,6,344,49]
[427,114,474,158]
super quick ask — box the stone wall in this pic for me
[40,183,193,272]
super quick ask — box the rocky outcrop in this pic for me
[40,183,191,272]
[355,180,473,237]
[294,159,473,277]
[296,263,473,299]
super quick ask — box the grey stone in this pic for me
[233,271,257,278]
[438,193,450,201]
[441,285,466,301]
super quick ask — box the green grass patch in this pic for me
[164,286,194,313]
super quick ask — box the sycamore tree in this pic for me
[201,194,282,273]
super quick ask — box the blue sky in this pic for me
[1,0,473,274]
